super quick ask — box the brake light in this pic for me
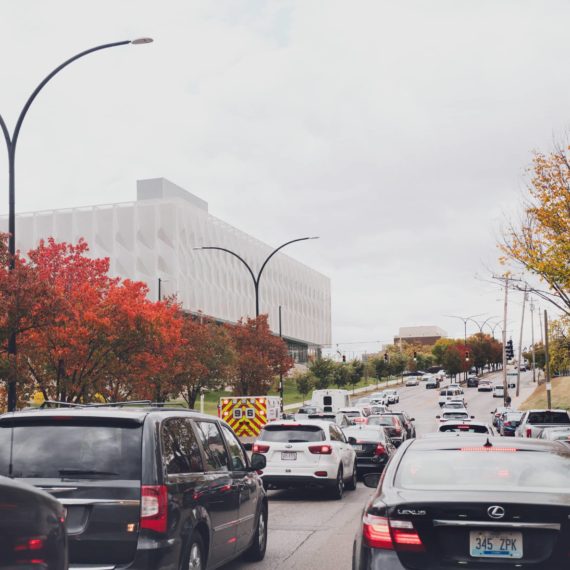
[253,443,270,453]
[140,485,168,533]
[14,537,45,552]
[362,515,425,552]
[504,421,511,427]
[374,444,386,456]
[460,447,518,452]
[526,428,532,438]
[309,444,333,455]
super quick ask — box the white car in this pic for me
[369,392,389,406]
[384,390,399,404]
[438,388,462,407]
[448,383,464,394]
[405,377,420,386]
[253,420,357,498]
[493,384,505,398]
[441,401,468,413]
[338,407,369,424]
[436,410,474,423]
[437,421,496,435]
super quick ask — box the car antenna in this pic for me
[483,438,493,448]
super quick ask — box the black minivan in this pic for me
[0,406,268,570]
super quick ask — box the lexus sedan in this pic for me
[353,436,570,569]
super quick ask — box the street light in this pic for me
[445,313,485,381]
[468,315,499,335]
[0,38,153,411]
[194,236,319,316]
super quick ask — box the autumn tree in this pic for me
[294,371,315,403]
[501,144,570,315]
[227,315,293,396]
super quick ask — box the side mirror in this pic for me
[250,453,267,471]
[363,472,381,489]
[348,436,357,445]
[436,415,441,419]
[243,442,253,451]
[471,415,475,419]
[410,418,415,422]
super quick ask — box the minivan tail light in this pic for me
[253,443,270,453]
[309,445,333,455]
[526,428,532,438]
[374,444,386,456]
[140,485,167,533]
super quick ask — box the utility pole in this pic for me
[516,286,527,397]
[501,274,510,406]
[278,305,284,413]
[544,310,552,409]
[158,277,162,302]
[539,308,544,345]
[530,299,536,383]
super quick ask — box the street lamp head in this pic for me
[131,37,154,45]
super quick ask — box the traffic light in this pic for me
[506,339,514,360]
[413,351,417,362]
[465,350,470,361]
[383,352,389,362]
[342,354,346,363]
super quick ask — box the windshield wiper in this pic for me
[59,468,118,477]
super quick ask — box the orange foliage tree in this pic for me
[226,315,293,396]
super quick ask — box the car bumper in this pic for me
[353,544,407,570]
[354,457,388,473]
[261,474,335,488]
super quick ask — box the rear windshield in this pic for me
[505,413,523,422]
[440,424,489,433]
[0,420,142,479]
[260,425,325,443]
[528,411,570,424]
[342,411,361,418]
[344,427,386,441]
[443,413,469,420]
[396,448,570,492]
[368,416,394,426]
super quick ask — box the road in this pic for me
[224,370,536,570]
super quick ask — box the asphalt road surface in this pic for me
[224,370,536,570]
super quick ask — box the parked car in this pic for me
[499,411,523,436]
[343,424,396,475]
[0,476,67,570]
[0,405,269,570]
[477,380,493,392]
[367,415,405,446]
[516,409,570,438]
[353,436,570,569]
[255,419,357,498]
[466,376,479,388]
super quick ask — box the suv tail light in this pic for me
[309,444,333,455]
[253,443,270,453]
[141,485,168,533]
[374,444,386,456]
[362,515,424,552]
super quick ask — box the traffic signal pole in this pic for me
[502,274,510,405]
[516,287,527,398]
[544,310,552,409]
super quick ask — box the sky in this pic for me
[1,0,568,355]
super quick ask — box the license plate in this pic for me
[352,444,363,451]
[470,531,523,559]
[281,452,297,460]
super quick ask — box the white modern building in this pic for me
[7,178,331,361]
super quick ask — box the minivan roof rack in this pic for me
[40,400,84,408]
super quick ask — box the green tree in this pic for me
[374,358,389,380]
[349,361,362,390]
[295,371,315,403]
[309,358,336,390]
[334,363,351,389]
[387,353,406,376]
[432,338,456,365]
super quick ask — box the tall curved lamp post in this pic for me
[0,37,153,411]
[194,236,319,316]
[445,313,485,381]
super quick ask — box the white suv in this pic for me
[253,420,357,499]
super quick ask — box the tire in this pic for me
[345,463,358,490]
[183,533,205,570]
[329,466,344,500]
[243,505,268,562]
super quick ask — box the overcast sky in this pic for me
[1,0,568,354]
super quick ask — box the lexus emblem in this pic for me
[487,506,505,520]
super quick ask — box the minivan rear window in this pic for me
[0,420,142,480]
[261,425,325,443]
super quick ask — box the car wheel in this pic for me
[184,533,205,570]
[330,466,344,500]
[243,504,268,561]
[345,463,357,490]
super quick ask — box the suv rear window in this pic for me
[439,424,489,433]
[528,411,570,424]
[0,419,142,479]
[260,425,325,442]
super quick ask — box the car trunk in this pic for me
[386,491,570,569]
[0,417,143,566]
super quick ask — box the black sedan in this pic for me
[467,376,479,388]
[382,411,416,439]
[343,425,396,476]
[353,436,570,569]
[0,476,67,570]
